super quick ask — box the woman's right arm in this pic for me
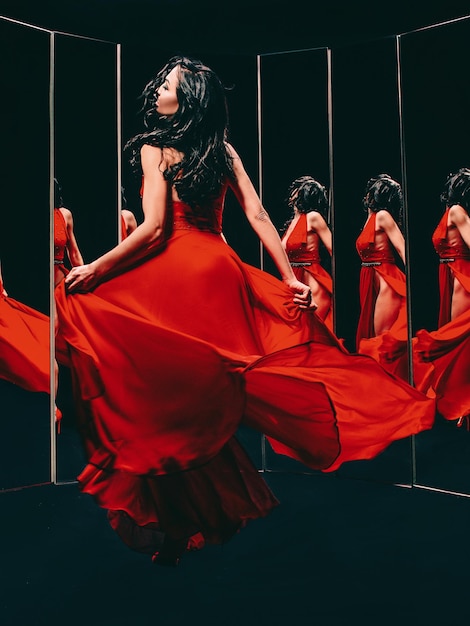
[65,144,168,293]
[227,144,313,308]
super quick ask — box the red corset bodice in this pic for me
[54,208,68,263]
[432,208,470,260]
[172,200,222,234]
[356,213,395,263]
[140,177,223,234]
[285,214,321,264]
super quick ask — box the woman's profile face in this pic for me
[155,65,180,116]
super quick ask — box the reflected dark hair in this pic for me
[124,55,234,209]
[54,178,64,208]
[282,175,329,233]
[363,174,403,224]
[440,168,470,211]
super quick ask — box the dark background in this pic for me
[0,0,468,54]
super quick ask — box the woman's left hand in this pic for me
[284,278,318,310]
[65,263,100,293]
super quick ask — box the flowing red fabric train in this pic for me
[55,199,435,545]
[0,289,50,393]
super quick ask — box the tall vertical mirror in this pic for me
[54,33,119,483]
[258,48,333,472]
[0,18,51,490]
[400,16,470,495]
[332,37,412,486]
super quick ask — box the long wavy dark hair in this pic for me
[363,174,403,224]
[124,56,234,209]
[54,178,64,208]
[440,167,470,212]
[281,175,329,234]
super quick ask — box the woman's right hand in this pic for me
[283,277,318,310]
[65,262,101,294]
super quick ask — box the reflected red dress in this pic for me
[284,213,333,330]
[55,192,435,550]
[54,208,69,285]
[414,209,470,420]
[0,275,49,393]
[356,213,408,379]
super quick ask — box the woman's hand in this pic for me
[64,262,101,294]
[283,278,318,310]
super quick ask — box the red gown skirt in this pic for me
[414,260,470,421]
[55,226,435,547]
[356,263,409,380]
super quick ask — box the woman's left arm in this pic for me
[376,210,406,264]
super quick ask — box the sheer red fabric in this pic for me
[55,198,435,547]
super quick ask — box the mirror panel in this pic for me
[54,33,119,482]
[259,48,332,473]
[332,37,413,486]
[0,18,51,490]
[400,17,470,495]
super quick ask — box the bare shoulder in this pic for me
[140,143,163,165]
[225,142,244,173]
[307,211,327,230]
[58,207,74,224]
[375,209,396,228]
[449,204,469,224]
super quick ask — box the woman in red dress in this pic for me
[53,178,83,288]
[415,168,470,422]
[56,57,435,566]
[281,176,333,329]
[355,174,409,379]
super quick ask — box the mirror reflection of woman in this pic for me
[55,56,434,567]
[54,178,84,288]
[355,174,408,378]
[281,176,333,330]
[415,168,470,424]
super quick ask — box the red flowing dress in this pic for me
[55,192,435,550]
[283,213,333,331]
[54,208,69,286]
[414,209,470,421]
[355,212,409,379]
[0,275,49,393]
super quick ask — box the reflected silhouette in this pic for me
[414,168,470,424]
[53,178,84,288]
[281,176,333,329]
[355,174,408,379]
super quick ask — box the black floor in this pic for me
[2,470,470,626]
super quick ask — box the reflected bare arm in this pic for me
[449,204,470,248]
[376,209,406,264]
[308,211,332,255]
